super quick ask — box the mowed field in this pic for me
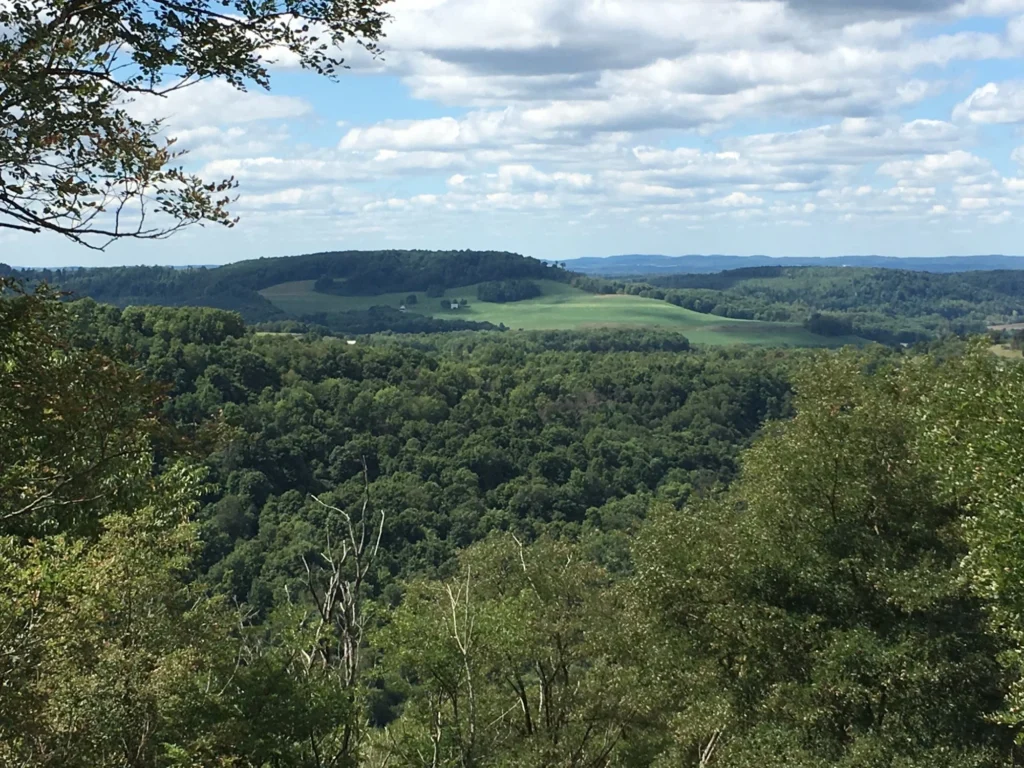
[260,280,860,347]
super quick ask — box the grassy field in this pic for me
[260,280,860,347]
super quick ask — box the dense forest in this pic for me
[6,276,1024,766]
[7,0,1024,758]
[66,298,794,604]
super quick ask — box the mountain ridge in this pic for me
[567,254,1024,275]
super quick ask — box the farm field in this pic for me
[260,279,861,347]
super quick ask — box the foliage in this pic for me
[0,0,390,247]
[572,266,1024,344]
[0,283,393,766]
[10,282,1024,766]
[804,311,855,338]
[633,349,1021,766]
[374,535,654,767]
[315,275,337,293]
[896,345,1024,734]
[62,303,796,615]
[477,279,543,303]
[23,257,1024,344]
[0,280,163,538]
[305,305,498,334]
[640,266,1024,342]
[0,283,236,764]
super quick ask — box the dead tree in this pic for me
[302,460,386,765]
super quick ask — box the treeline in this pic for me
[476,279,543,303]
[573,266,1024,343]
[7,250,572,326]
[214,250,567,295]
[15,264,288,321]
[303,305,501,335]
[8,284,1024,765]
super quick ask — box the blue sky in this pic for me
[9,0,1024,267]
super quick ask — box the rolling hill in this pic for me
[15,250,887,345]
[567,254,1024,276]
[260,279,860,347]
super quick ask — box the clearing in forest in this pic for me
[261,279,862,347]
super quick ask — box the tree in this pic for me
[900,343,1024,734]
[0,280,243,765]
[0,279,164,538]
[315,275,337,293]
[373,535,652,767]
[477,280,542,303]
[0,0,391,248]
[633,350,1019,767]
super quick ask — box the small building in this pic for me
[399,305,407,313]
[450,302,460,310]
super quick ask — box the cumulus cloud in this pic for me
[340,112,531,150]
[878,150,993,180]
[954,81,1024,123]
[784,0,958,10]
[730,118,963,165]
[128,80,312,130]
[112,0,1024,255]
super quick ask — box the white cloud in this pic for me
[128,80,312,130]
[878,150,992,180]
[960,196,991,208]
[954,81,1024,123]
[714,192,765,207]
[340,111,533,150]
[495,164,593,190]
[730,118,963,165]
[72,0,1024,261]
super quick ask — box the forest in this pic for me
[6,0,1024,760]
[3,251,566,327]
[6,276,1024,767]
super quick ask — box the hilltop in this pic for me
[9,250,566,325]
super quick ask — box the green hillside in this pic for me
[261,279,858,346]
[633,265,1024,344]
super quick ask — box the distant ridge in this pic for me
[567,254,1024,276]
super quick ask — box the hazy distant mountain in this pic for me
[567,254,1024,276]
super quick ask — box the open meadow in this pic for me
[260,279,861,346]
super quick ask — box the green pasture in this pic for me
[260,279,859,347]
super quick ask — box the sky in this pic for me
[10,0,1024,267]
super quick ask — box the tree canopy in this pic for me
[0,0,391,247]
[6,281,1024,766]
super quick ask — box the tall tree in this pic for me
[0,0,391,247]
[633,350,1019,767]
